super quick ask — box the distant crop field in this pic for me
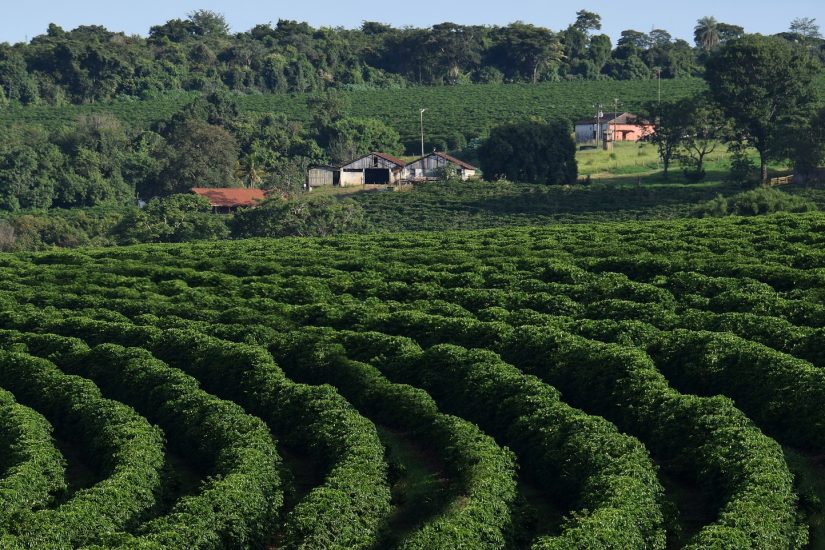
[1,79,708,149]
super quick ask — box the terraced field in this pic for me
[2,212,825,548]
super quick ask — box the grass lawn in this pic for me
[577,141,791,182]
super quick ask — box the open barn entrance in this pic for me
[364,168,391,184]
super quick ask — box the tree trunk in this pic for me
[760,154,769,185]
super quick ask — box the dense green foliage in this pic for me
[479,120,577,184]
[3,180,825,251]
[694,187,818,217]
[705,35,822,182]
[0,78,713,217]
[0,10,776,106]
[355,181,825,231]
[0,332,284,548]
[271,330,521,548]
[0,350,165,548]
[0,78,709,149]
[3,212,825,545]
[230,196,367,238]
[0,388,65,529]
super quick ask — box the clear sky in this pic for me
[2,0,823,45]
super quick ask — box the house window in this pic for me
[373,156,379,167]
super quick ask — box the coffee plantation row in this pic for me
[1,212,825,548]
[0,79,707,148]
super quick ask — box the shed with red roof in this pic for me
[191,187,267,214]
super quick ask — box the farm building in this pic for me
[574,112,654,145]
[405,151,478,181]
[306,165,338,187]
[191,187,267,214]
[337,152,407,186]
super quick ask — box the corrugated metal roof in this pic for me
[407,151,478,171]
[191,187,267,208]
[340,152,407,168]
[432,151,477,171]
[373,152,407,167]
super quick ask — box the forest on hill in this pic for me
[1,9,824,105]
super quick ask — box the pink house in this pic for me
[575,112,654,145]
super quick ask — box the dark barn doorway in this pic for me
[364,168,391,184]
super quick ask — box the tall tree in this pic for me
[326,117,403,162]
[640,99,691,179]
[479,119,577,184]
[717,23,745,43]
[0,126,62,210]
[617,30,651,50]
[573,10,602,34]
[782,105,825,183]
[705,34,820,183]
[789,17,822,41]
[426,23,483,84]
[588,34,612,69]
[155,119,239,196]
[187,10,230,37]
[694,17,721,51]
[491,23,562,83]
[677,96,731,180]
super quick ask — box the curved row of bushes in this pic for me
[321,309,806,548]
[0,313,392,550]
[678,309,825,368]
[0,349,165,548]
[0,386,66,529]
[0,329,284,549]
[329,329,667,549]
[649,330,825,451]
[269,327,520,549]
[500,326,806,549]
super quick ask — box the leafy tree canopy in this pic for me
[479,119,577,184]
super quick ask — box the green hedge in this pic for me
[333,329,667,549]
[0,350,165,548]
[0,315,392,550]
[499,327,806,549]
[269,328,519,549]
[0,387,66,529]
[0,330,284,549]
[650,330,825,451]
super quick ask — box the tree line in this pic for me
[1,10,823,105]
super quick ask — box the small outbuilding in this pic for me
[306,165,339,188]
[191,187,267,214]
[405,151,478,181]
[338,152,407,186]
[575,112,654,145]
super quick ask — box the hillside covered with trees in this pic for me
[1,10,824,105]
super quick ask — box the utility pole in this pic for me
[593,103,603,147]
[419,108,427,158]
[613,98,621,144]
